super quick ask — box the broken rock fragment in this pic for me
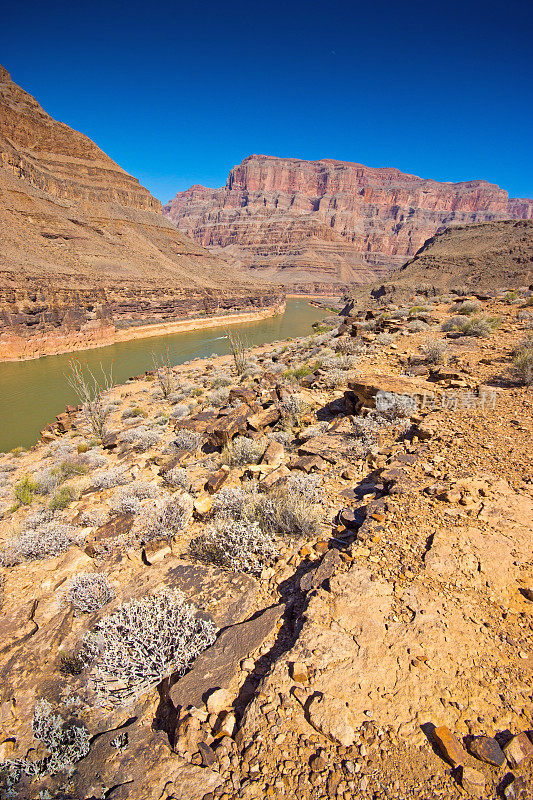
[468,735,506,767]
[433,725,467,766]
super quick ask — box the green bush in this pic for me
[512,337,533,385]
[14,476,38,505]
[49,486,77,511]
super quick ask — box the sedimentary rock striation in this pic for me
[347,218,533,304]
[164,154,533,288]
[0,67,283,360]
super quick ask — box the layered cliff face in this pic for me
[347,219,533,304]
[0,67,282,360]
[164,155,533,289]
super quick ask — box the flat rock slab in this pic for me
[347,373,433,409]
[170,604,285,709]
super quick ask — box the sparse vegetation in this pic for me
[66,359,114,438]
[58,572,113,613]
[81,589,216,703]
[173,429,202,452]
[512,337,533,385]
[222,436,265,466]
[190,517,277,575]
[227,330,249,375]
[49,485,77,511]
[0,521,81,566]
[13,475,38,506]
[152,348,175,398]
[421,339,447,364]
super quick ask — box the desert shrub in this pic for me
[407,319,430,333]
[450,301,481,315]
[152,349,176,399]
[173,429,202,452]
[281,395,310,426]
[325,368,347,388]
[375,391,417,419]
[222,436,265,466]
[190,518,277,575]
[421,339,447,365]
[254,474,322,539]
[58,572,113,613]
[121,426,161,452]
[512,337,533,385]
[0,521,80,566]
[441,315,469,332]
[58,456,91,478]
[92,468,132,490]
[208,387,230,407]
[227,330,249,375]
[140,496,191,542]
[66,360,114,438]
[121,406,146,419]
[80,508,108,527]
[35,468,61,496]
[10,446,25,458]
[111,481,157,514]
[375,333,395,346]
[282,364,312,382]
[171,403,189,420]
[49,486,77,511]
[211,372,232,388]
[81,589,216,703]
[462,318,491,337]
[334,338,360,355]
[162,466,190,490]
[349,416,380,458]
[13,476,38,506]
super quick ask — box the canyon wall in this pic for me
[0,67,282,360]
[164,154,533,289]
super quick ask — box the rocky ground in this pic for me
[0,288,531,800]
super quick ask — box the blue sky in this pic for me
[2,0,532,203]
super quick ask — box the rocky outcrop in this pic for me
[164,154,533,288]
[348,219,533,304]
[0,67,282,360]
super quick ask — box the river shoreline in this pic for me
[0,301,286,364]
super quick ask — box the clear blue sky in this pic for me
[2,0,532,203]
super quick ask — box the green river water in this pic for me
[0,299,331,452]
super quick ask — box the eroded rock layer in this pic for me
[348,219,533,304]
[0,67,282,359]
[164,154,533,288]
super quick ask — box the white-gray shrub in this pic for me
[0,521,81,566]
[222,436,265,466]
[173,429,202,452]
[190,518,277,575]
[82,589,216,703]
[170,404,189,420]
[92,468,132,490]
[58,572,113,613]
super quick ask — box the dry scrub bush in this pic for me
[58,572,113,613]
[140,496,191,542]
[421,339,447,365]
[173,429,202,452]
[512,337,533,385]
[82,589,216,703]
[91,468,132,490]
[162,466,190,490]
[152,349,176,399]
[190,518,277,575]
[222,436,265,466]
[0,521,81,566]
[66,360,114,438]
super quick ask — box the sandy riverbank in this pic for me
[0,301,286,363]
